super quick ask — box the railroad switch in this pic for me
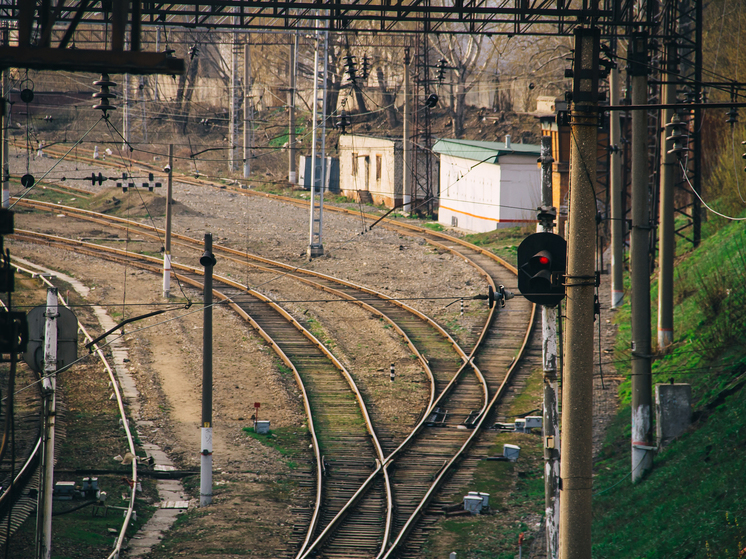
[426,407,448,427]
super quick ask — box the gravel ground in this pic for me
[9,145,621,558]
[9,145,490,558]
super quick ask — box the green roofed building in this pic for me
[432,136,541,232]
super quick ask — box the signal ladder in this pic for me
[307,22,328,259]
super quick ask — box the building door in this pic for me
[364,156,370,191]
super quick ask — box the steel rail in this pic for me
[19,146,536,555]
[17,197,494,557]
[10,229,394,557]
[13,198,490,404]
[17,196,506,439]
[0,297,42,535]
[379,301,537,559]
[298,239,522,557]
[13,261,139,559]
[0,260,139,558]
[14,199,473,414]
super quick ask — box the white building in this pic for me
[338,135,403,209]
[433,137,541,232]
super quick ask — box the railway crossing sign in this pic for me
[22,305,78,373]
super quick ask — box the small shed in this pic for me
[433,137,541,233]
[338,134,403,209]
[298,155,340,192]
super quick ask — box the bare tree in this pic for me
[431,33,505,137]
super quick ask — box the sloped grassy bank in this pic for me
[592,215,746,558]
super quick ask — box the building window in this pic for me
[352,152,358,176]
[376,154,382,181]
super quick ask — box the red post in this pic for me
[254,402,260,426]
[519,532,524,559]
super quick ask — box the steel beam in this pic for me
[0,1,619,36]
[0,47,184,74]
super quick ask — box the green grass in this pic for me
[592,195,746,558]
[461,226,533,267]
[425,365,546,558]
[268,126,305,147]
[241,425,309,459]
[15,181,82,206]
[304,315,336,348]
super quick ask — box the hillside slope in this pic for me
[592,209,746,557]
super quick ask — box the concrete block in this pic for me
[656,383,692,448]
[463,495,482,515]
[503,444,521,462]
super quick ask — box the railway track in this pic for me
[0,261,142,559]
[13,146,538,557]
[0,302,43,549]
[14,197,481,556]
[11,230,438,557]
[298,234,535,559]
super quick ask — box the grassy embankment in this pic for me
[592,136,746,557]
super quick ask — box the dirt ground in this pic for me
[9,142,492,557]
[9,142,620,558]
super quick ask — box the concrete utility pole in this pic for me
[657,42,677,349]
[1,25,8,209]
[36,288,58,559]
[539,136,560,559]
[288,33,298,184]
[560,27,599,559]
[243,42,252,179]
[402,48,411,213]
[200,233,216,507]
[629,31,654,483]
[229,32,239,173]
[122,73,130,150]
[154,28,160,102]
[163,144,173,298]
[609,64,624,308]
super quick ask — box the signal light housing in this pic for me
[517,233,567,306]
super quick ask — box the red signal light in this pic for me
[538,255,550,265]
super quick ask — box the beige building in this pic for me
[338,135,403,209]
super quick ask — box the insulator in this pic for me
[361,55,370,80]
[92,73,117,115]
[665,132,687,143]
[726,107,738,125]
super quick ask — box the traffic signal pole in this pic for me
[36,288,58,559]
[539,135,560,559]
[560,27,599,559]
[200,234,216,507]
[163,144,173,298]
[629,32,654,483]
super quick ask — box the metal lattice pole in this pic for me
[307,19,328,259]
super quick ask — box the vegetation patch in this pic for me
[242,425,310,459]
[593,180,746,557]
[461,226,533,267]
